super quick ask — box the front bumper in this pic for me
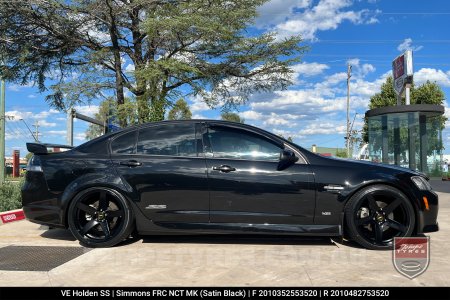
[416,190,439,234]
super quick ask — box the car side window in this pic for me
[111,131,137,154]
[206,127,281,161]
[137,123,199,157]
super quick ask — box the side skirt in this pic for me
[139,221,341,236]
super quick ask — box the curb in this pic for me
[0,209,25,225]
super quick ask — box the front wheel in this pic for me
[67,187,135,248]
[345,185,415,250]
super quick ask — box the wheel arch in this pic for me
[341,180,421,236]
[61,181,136,228]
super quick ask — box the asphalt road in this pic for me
[0,193,449,287]
[430,179,450,193]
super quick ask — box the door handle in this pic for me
[212,165,236,173]
[119,160,142,167]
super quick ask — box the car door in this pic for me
[111,122,209,224]
[203,123,316,225]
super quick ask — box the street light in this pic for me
[19,118,38,142]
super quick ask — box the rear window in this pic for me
[111,131,137,154]
[137,123,198,157]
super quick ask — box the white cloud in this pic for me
[28,94,37,98]
[74,105,99,117]
[292,62,329,77]
[239,111,264,120]
[33,109,60,120]
[255,0,312,28]
[39,120,57,128]
[46,130,67,135]
[188,96,213,113]
[7,81,35,92]
[299,122,347,135]
[74,132,87,141]
[414,68,450,87]
[236,63,392,138]
[397,38,423,52]
[272,0,380,40]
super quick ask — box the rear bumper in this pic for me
[21,171,64,228]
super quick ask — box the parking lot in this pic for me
[0,190,449,287]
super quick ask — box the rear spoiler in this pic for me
[26,143,74,154]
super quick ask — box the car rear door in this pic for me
[111,122,209,224]
[203,123,316,225]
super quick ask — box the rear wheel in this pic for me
[68,187,134,248]
[345,185,415,250]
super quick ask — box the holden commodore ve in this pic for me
[22,120,438,249]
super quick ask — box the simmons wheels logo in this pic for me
[393,237,430,279]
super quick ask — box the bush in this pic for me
[0,178,24,212]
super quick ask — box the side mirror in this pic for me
[277,149,299,171]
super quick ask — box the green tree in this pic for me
[0,0,306,125]
[25,152,33,161]
[85,97,138,140]
[167,99,192,120]
[221,112,245,123]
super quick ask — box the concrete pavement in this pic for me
[0,192,449,287]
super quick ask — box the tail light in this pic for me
[27,155,43,172]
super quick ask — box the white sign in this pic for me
[392,50,413,96]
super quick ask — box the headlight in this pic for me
[411,176,432,191]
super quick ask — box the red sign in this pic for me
[12,150,20,177]
[393,237,430,279]
[0,210,25,224]
[393,55,405,80]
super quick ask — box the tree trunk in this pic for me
[107,0,126,127]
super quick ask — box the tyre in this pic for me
[67,187,135,248]
[345,185,415,250]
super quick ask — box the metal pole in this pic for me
[346,64,352,157]
[33,120,39,142]
[0,77,5,183]
[405,85,411,105]
[67,108,74,146]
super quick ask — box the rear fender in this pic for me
[59,172,134,226]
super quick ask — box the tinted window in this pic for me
[206,127,281,161]
[111,131,137,154]
[137,123,198,156]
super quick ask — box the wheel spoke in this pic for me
[355,216,371,226]
[99,191,109,211]
[383,198,402,215]
[81,220,99,235]
[100,221,111,238]
[107,210,124,218]
[386,218,407,233]
[77,202,97,215]
[367,194,379,212]
[374,222,384,244]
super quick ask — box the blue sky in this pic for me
[4,0,450,158]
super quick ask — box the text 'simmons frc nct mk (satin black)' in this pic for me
[22,120,439,250]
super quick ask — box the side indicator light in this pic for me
[423,196,430,211]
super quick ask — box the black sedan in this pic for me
[22,120,438,250]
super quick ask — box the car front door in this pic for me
[203,124,316,226]
[111,122,209,224]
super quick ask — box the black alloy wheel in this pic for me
[345,185,415,250]
[68,187,135,247]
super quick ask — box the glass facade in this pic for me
[367,111,443,176]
